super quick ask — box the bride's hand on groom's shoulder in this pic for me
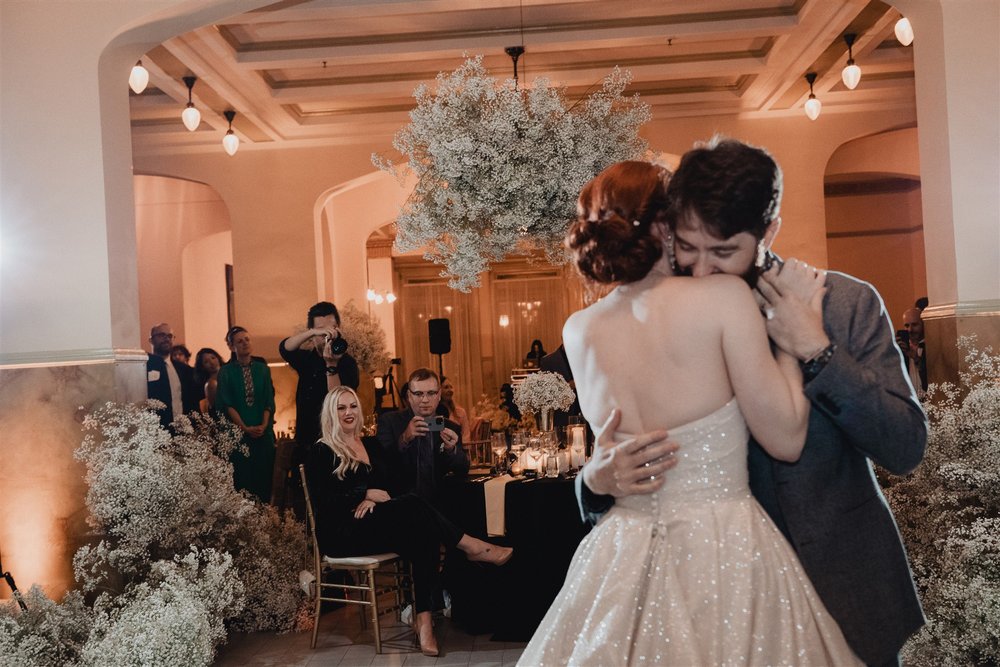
[583,409,679,498]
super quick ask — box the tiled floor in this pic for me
[215,606,526,666]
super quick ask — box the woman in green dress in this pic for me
[217,326,276,503]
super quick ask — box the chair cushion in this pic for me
[321,553,399,567]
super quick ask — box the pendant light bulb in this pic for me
[841,34,861,90]
[804,96,822,121]
[803,72,821,121]
[181,76,200,131]
[386,292,397,304]
[222,110,239,156]
[129,60,149,94]
[894,17,914,46]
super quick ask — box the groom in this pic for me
[577,138,927,666]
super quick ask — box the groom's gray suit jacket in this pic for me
[577,271,927,665]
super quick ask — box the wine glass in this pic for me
[526,446,544,474]
[491,433,508,474]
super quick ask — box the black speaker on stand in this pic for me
[428,318,451,378]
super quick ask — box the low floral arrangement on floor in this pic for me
[883,337,1000,665]
[373,55,650,291]
[0,403,309,666]
[339,300,392,377]
[513,371,576,416]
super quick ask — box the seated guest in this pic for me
[217,326,276,503]
[194,347,224,413]
[439,376,472,442]
[306,387,512,656]
[376,368,469,500]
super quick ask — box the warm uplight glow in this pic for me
[842,63,861,90]
[129,61,149,94]
[805,96,822,121]
[182,104,201,131]
[894,17,914,46]
[499,314,510,327]
[222,131,239,156]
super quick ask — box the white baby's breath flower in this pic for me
[374,56,650,291]
[513,371,575,415]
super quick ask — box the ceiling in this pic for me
[128,0,915,156]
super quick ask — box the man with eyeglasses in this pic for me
[146,322,198,430]
[376,367,469,501]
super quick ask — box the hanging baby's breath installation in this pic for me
[373,55,650,291]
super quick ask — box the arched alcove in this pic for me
[134,174,233,353]
[824,127,925,325]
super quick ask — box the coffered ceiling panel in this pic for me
[129,0,915,154]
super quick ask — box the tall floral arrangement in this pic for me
[513,371,575,416]
[0,403,310,666]
[883,337,1000,665]
[374,55,650,291]
[338,300,392,377]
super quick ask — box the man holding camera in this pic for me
[280,301,360,451]
[376,367,469,501]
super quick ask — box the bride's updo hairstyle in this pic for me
[567,161,670,285]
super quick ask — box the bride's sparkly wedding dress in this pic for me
[519,398,862,666]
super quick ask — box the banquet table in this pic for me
[439,473,591,640]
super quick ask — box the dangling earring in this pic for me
[665,231,678,272]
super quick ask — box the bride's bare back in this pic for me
[564,261,810,461]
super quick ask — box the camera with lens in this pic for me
[325,332,349,355]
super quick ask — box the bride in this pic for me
[518,161,861,665]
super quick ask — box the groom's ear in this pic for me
[762,216,781,250]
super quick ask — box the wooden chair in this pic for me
[298,465,413,653]
[464,418,492,466]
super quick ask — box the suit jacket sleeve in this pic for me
[437,425,469,476]
[803,278,927,475]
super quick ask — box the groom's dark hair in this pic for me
[665,136,782,240]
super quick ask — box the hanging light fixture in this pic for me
[181,76,201,131]
[841,33,861,90]
[894,17,914,46]
[505,46,525,89]
[222,110,239,156]
[366,288,396,304]
[129,60,149,94]
[804,72,821,121]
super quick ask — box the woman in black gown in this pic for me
[305,386,513,656]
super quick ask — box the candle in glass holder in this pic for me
[570,425,586,468]
[511,461,523,476]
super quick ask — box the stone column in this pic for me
[895,0,1000,383]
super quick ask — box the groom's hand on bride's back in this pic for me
[583,409,679,497]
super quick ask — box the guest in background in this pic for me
[218,326,276,503]
[901,306,927,394]
[439,376,472,442]
[171,344,192,366]
[539,344,582,432]
[146,323,199,430]
[280,301,360,453]
[524,339,547,368]
[376,368,469,501]
[306,387,512,657]
[398,381,410,412]
[500,382,521,422]
[194,347,224,413]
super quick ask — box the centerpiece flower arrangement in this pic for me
[373,55,650,291]
[513,371,576,431]
[882,336,1000,665]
